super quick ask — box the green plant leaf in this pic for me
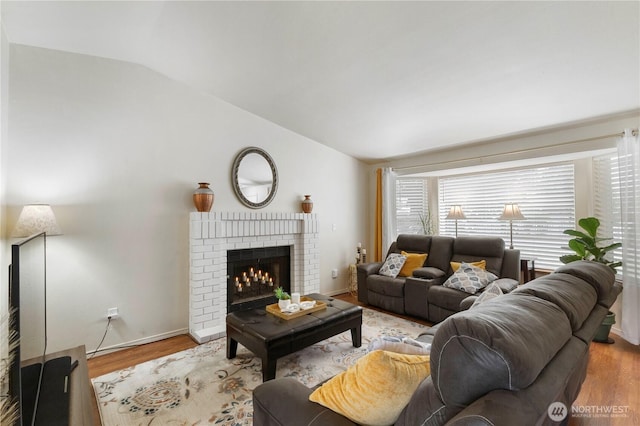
[578,217,600,238]
[601,242,622,253]
[560,254,583,264]
[568,239,587,257]
[563,229,590,239]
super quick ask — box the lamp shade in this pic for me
[499,203,525,221]
[446,205,466,220]
[12,204,62,237]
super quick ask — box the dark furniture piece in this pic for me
[32,346,94,426]
[521,256,537,282]
[226,293,362,381]
[357,234,520,323]
[253,261,621,426]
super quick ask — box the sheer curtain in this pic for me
[618,128,640,345]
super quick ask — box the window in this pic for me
[593,153,623,268]
[438,164,576,270]
[396,178,429,235]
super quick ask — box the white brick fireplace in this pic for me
[189,212,320,343]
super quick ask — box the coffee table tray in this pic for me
[266,297,327,320]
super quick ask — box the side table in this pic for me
[521,257,537,283]
[348,264,358,295]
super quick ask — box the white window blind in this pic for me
[438,164,576,270]
[593,154,623,267]
[396,178,428,235]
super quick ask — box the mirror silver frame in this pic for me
[232,147,278,209]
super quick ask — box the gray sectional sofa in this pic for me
[357,234,520,323]
[253,260,621,425]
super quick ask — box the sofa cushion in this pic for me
[379,253,406,278]
[451,259,486,271]
[425,236,455,272]
[554,260,615,303]
[511,273,597,331]
[396,234,432,253]
[443,262,498,294]
[452,236,505,277]
[430,294,572,408]
[309,350,431,426]
[368,275,406,297]
[471,281,503,308]
[368,336,431,355]
[399,251,428,277]
[428,285,472,311]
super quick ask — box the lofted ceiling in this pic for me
[2,1,639,162]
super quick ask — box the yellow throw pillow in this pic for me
[309,350,431,426]
[398,251,428,277]
[451,259,486,272]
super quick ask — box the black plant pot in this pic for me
[593,311,616,344]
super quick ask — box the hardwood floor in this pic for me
[87,293,639,425]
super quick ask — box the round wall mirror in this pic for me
[232,147,278,209]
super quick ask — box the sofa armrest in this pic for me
[356,262,384,304]
[412,267,447,281]
[492,278,519,293]
[459,295,477,311]
[445,390,544,426]
[253,378,357,426]
[501,249,521,281]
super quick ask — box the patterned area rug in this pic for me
[92,308,428,425]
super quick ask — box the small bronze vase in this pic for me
[193,182,214,212]
[301,195,313,213]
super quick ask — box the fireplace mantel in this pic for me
[189,212,320,343]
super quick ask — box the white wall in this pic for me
[6,45,368,354]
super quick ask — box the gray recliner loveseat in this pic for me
[357,234,520,323]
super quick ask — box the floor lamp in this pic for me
[12,204,62,237]
[499,203,525,249]
[446,205,466,237]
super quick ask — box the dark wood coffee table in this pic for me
[226,293,363,381]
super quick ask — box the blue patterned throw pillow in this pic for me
[443,262,498,294]
[378,253,407,278]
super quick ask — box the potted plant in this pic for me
[560,216,622,343]
[274,286,291,310]
[418,210,435,235]
[560,216,622,272]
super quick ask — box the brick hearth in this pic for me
[189,212,320,343]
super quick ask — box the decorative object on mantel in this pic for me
[301,195,314,213]
[193,182,214,212]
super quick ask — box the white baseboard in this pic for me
[324,287,350,296]
[87,327,189,357]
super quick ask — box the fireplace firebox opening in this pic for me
[227,246,291,312]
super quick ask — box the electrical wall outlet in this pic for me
[331,269,338,278]
[107,307,119,319]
